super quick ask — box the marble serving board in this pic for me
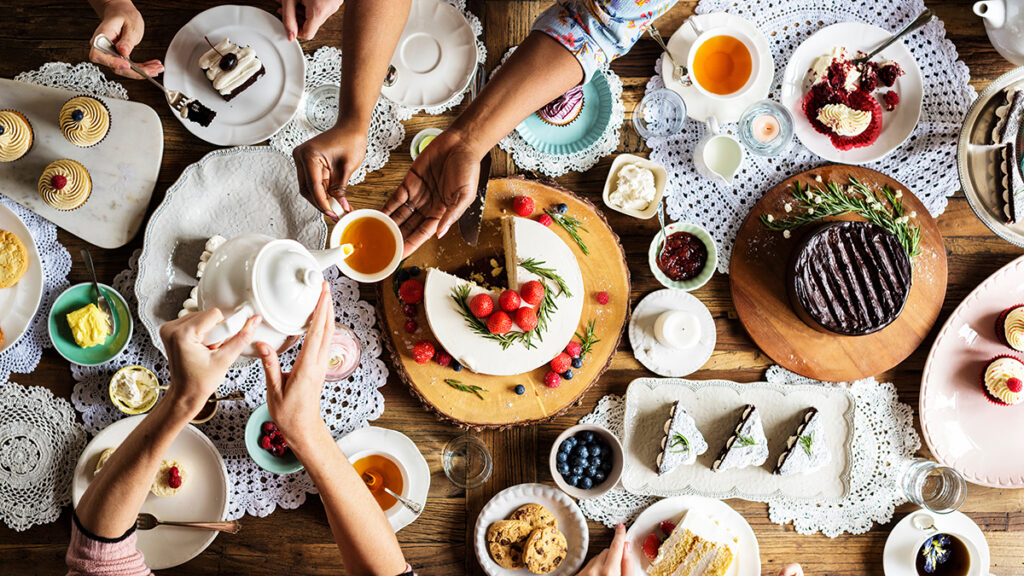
[622,378,854,502]
[0,78,163,248]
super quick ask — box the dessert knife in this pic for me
[458,62,490,246]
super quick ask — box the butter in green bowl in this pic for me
[48,283,132,366]
[648,222,718,292]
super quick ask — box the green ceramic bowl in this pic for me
[648,222,718,292]
[48,283,132,366]
[245,403,303,475]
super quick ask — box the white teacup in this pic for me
[911,530,984,576]
[681,20,762,100]
[329,208,404,283]
[693,116,745,186]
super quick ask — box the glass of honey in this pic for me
[352,452,407,512]
[329,209,404,283]
[686,29,761,99]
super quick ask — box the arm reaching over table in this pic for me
[86,0,163,79]
[383,0,678,257]
[574,523,636,576]
[67,310,260,575]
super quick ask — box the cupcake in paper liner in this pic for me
[980,354,1024,407]
[996,304,1024,352]
[0,109,34,162]
[59,95,111,148]
[537,85,585,127]
[38,158,92,211]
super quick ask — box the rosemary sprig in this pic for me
[669,433,690,454]
[736,434,757,447]
[544,209,590,255]
[760,176,921,259]
[519,257,571,297]
[445,378,485,400]
[575,319,600,357]
[451,284,532,350]
[798,432,814,456]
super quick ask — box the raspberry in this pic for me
[537,214,553,227]
[398,279,424,304]
[659,520,676,536]
[881,90,900,111]
[499,289,522,313]
[261,421,277,433]
[520,280,545,306]
[435,350,452,368]
[412,340,435,364]
[643,534,661,560]
[168,470,182,489]
[470,293,495,318]
[595,291,610,305]
[1008,377,1023,393]
[515,307,538,332]
[550,352,571,374]
[277,438,288,449]
[403,319,418,334]
[512,196,535,217]
[487,311,512,335]
[402,303,417,318]
[50,174,67,190]
[259,435,272,450]
[544,371,561,388]
[271,445,286,457]
[565,341,582,358]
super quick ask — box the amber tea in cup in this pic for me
[330,209,404,283]
[354,453,405,511]
[691,34,753,96]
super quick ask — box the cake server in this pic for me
[458,62,490,246]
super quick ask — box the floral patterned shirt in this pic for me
[534,0,678,83]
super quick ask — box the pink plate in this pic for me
[921,255,1024,487]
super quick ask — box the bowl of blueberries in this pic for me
[549,424,624,499]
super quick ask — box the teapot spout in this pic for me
[974,0,1006,28]
[310,244,354,271]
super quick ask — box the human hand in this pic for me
[576,523,635,576]
[160,309,261,417]
[278,0,344,41]
[293,121,367,220]
[89,0,162,79]
[382,130,482,257]
[778,563,804,576]
[257,282,335,442]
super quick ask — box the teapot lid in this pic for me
[252,240,326,335]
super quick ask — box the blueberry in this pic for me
[452,361,463,372]
[559,440,573,454]
[575,457,589,469]
[567,475,581,487]
[409,266,421,277]
[573,445,589,459]
[555,203,568,214]
[590,454,603,469]
[601,459,613,472]
[562,369,574,380]
[396,268,410,283]
[589,444,603,458]
[514,384,526,395]
[579,431,595,443]
[556,451,568,463]
[71,109,84,122]
[594,470,607,483]
[587,465,599,478]
[571,357,583,369]
[564,436,578,448]
[557,462,570,476]
[580,477,593,490]
[571,465,584,476]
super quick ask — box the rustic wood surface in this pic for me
[2,1,1023,574]
[730,164,947,382]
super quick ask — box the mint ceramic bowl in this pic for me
[648,222,718,292]
[48,283,132,366]
[245,403,303,475]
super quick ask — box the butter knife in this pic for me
[458,62,490,246]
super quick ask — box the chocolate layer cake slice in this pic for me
[199,38,266,102]
[711,405,769,472]
[656,401,708,475]
[787,221,912,336]
[773,407,831,476]
[997,141,1024,224]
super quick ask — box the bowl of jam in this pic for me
[648,222,717,291]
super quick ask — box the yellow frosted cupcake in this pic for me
[38,159,92,211]
[59,96,110,147]
[0,110,34,162]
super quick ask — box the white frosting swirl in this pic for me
[984,357,1024,405]
[816,103,872,137]
[1004,307,1024,351]
[199,39,263,95]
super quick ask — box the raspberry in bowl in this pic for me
[245,403,303,474]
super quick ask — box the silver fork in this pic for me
[92,34,187,113]
[136,512,240,534]
[851,9,935,68]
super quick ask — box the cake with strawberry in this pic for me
[537,85,584,127]
[642,510,734,576]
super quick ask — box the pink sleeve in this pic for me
[66,517,151,576]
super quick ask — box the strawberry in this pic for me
[499,289,522,313]
[398,279,424,304]
[487,311,512,335]
[520,280,545,306]
[642,534,661,561]
[515,307,538,332]
[512,196,535,217]
[544,371,561,388]
[659,520,676,536]
[412,340,435,364]
[537,214,553,227]
[550,352,571,374]
[403,319,418,334]
[565,341,582,358]
[435,350,452,368]
[470,293,495,318]
[595,291,610,305]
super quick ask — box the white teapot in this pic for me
[975,0,1024,65]
[198,234,349,356]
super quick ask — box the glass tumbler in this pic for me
[900,458,968,514]
[632,88,687,140]
[305,84,340,132]
[442,433,492,489]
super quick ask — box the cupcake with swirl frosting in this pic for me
[0,110,34,162]
[38,159,92,211]
[996,305,1024,352]
[981,354,1024,406]
[59,96,110,148]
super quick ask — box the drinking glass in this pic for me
[305,84,340,132]
[632,88,686,140]
[442,433,492,489]
[900,458,967,514]
[738,99,794,157]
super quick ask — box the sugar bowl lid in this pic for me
[252,239,325,335]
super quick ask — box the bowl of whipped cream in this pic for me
[602,154,667,220]
[108,365,161,415]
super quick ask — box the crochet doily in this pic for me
[13,61,130,101]
[268,47,405,186]
[70,251,389,519]
[577,366,921,538]
[0,382,87,531]
[644,0,976,273]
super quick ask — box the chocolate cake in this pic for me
[787,221,912,336]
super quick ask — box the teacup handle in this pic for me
[705,115,721,135]
[203,305,255,347]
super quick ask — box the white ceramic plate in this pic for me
[381,0,477,109]
[336,426,430,533]
[135,147,327,358]
[71,415,229,570]
[474,483,588,576]
[661,13,774,124]
[625,495,759,576]
[883,510,993,576]
[164,5,305,146]
[0,202,42,355]
[628,289,716,377]
[781,22,923,164]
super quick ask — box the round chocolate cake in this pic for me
[787,221,912,336]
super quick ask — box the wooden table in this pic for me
[2,1,1022,574]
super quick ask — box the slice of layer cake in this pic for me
[712,404,769,472]
[199,38,266,101]
[656,401,708,475]
[646,510,735,576]
[773,407,831,476]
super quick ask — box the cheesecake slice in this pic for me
[711,404,769,472]
[773,407,831,476]
[656,401,708,475]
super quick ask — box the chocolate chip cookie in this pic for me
[509,503,558,531]
[486,519,532,569]
[523,526,568,575]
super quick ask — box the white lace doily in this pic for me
[389,0,487,120]
[644,0,976,273]
[71,251,389,519]
[495,48,626,178]
[577,366,921,538]
[0,382,87,531]
[268,47,405,186]
[13,61,130,101]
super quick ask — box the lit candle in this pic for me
[751,114,781,143]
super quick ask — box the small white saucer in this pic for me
[661,13,774,123]
[628,289,716,377]
[335,426,430,532]
[883,509,994,576]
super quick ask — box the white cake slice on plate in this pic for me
[647,509,735,576]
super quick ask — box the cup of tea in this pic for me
[910,523,985,576]
[683,21,761,100]
[693,116,745,185]
[329,209,404,283]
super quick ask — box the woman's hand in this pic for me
[778,563,804,576]
[88,0,162,79]
[278,0,344,41]
[159,309,261,418]
[293,120,367,220]
[576,523,635,576]
[382,129,483,257]
[258,282,335,442]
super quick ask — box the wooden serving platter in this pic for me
[376,177,630,429]
[730,165,947,382]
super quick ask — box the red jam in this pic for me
[657,232,708,281]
